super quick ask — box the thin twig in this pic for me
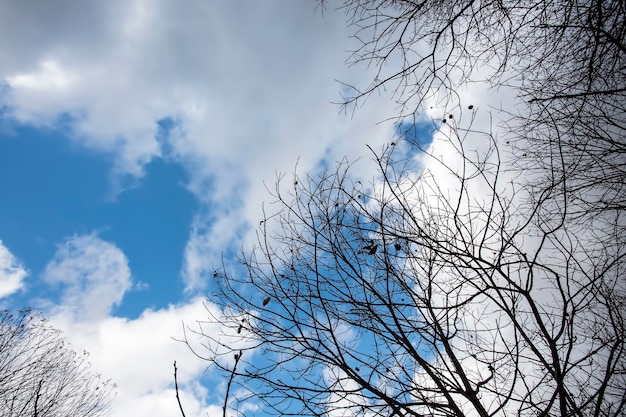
[223,351,242,417]
[173,361,187,417]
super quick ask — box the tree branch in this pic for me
[173,361,187,417]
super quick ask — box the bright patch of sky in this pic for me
[0,1,443,415]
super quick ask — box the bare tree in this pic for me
[189,114,625,416]
[184,1,624,415]
[0,308,115,417]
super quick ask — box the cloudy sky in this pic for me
[0,1,427,415]
[1,2,612,415]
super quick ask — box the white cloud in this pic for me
[0,239,28,299]
[39,234,236,417]
[43,233,132,321]
[0,1,402,291]
[50,298,224,417]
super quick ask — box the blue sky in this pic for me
[0,118,195,318]
[0,2,461,415]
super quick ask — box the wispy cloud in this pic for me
[0,239,28,299]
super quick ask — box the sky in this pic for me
[0,2,614,415]
[0,1,516,416]
[0,1,420,416]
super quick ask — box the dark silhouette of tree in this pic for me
[0,308,115,417]
[189,115,625,416]
[186,1,625,415]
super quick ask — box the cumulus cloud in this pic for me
[0,240,28,299]
[0,0,403,291]
[43,233,132,321]
[39,234,234,417]
[50,298,224,417]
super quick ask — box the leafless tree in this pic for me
[189,114,625,416]
[0,308,115,417]
[185,1,624,415]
